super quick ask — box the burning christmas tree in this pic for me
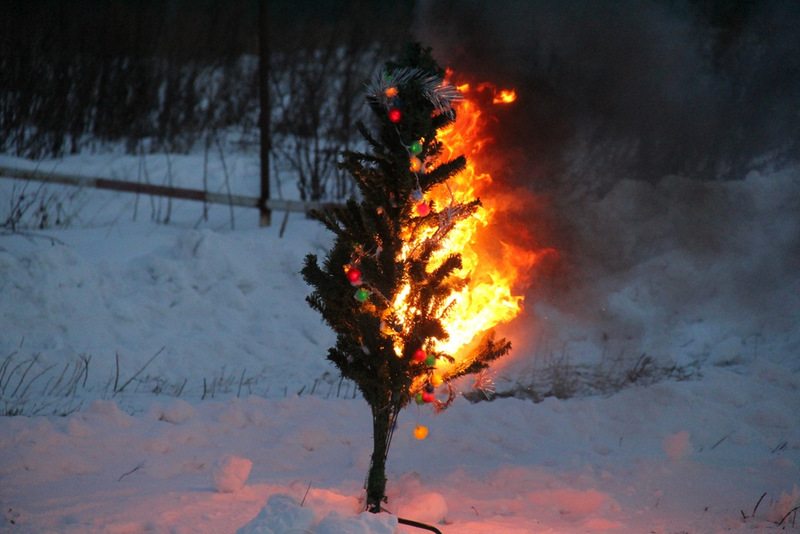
[301,43,512,513]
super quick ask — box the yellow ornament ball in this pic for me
[414,425,428,440]
[431,374,443,387]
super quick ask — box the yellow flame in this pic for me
[493,89,517,104]
[394,81,534,360]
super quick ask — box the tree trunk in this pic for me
[365,402,398,512]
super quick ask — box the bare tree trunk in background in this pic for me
[258,0,271,227]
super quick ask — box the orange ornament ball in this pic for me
[414,425,428,440]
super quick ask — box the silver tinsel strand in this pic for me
[366,67,463,117]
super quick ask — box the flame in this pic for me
[493,89,517,104]
[394,76,541,362]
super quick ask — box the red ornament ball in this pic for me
[422,392,435,403]
[416,202,430,217]
[413,348,426,362]
[346,268,362,284]
[388,108,402,123]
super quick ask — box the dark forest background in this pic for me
[0,0,413,200]
[2,0,799,201]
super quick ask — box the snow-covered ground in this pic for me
[1,150,798,533]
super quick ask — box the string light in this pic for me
[346,65,507,443]
[347,267,362,285]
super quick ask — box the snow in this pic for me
[1,149,799,533]
[213,454,254,494]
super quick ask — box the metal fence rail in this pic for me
[0,165,337,214]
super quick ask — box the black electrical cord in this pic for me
[397,516,443,533]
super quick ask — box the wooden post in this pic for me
[258,0,271,227]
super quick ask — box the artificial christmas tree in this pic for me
[301,43,511,513]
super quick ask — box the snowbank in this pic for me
[1,152,798,532]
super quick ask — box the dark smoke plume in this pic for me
[411,1,800,374]
[413,0,800,197]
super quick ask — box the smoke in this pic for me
[411,1,800,374]
[413,0,800,195]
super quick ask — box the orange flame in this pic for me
[494,89,517,104]
[396,77,542,362]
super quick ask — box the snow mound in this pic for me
[237,494,316,534]
[662,430,693,461]
[154,399,197,424]
[212,454,253,493]
[237,494,397,534]
[396,492,448,525]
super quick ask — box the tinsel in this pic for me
[366,67,463,118]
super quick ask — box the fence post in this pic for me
[258,0,271,227]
